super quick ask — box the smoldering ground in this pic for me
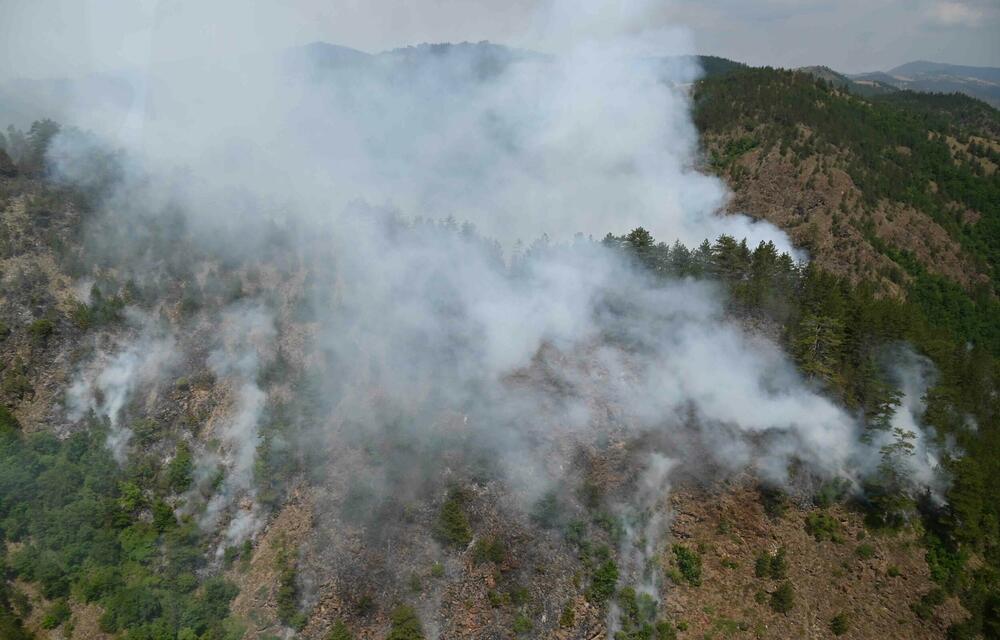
[48,3,948,635]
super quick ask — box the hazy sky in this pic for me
[1,0,998,80]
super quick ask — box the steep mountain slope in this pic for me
[693,67,1000,351]
[1,46,999,640]
[0,176,980,640]
[692,68,1000,637]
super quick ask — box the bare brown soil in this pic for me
[664,482,965,639]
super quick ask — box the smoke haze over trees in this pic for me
[0,1,998,639]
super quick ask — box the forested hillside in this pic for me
[693,65,1000,639]
[0,49,998,640]
[694,66,1000,354]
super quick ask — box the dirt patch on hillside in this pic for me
[712,142,985,295]
[228,487,315,639]
[664,483,966,639]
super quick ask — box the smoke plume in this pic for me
[46,1,948,633]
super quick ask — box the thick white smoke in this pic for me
[865,345,949,502]
[67,314,176,462]
[201,305,276,546]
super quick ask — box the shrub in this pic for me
[805,511,843,543]
[856,544,875,560]
[615,586,659,639]
[770,547,788,579]
[672,545,702,586]
[387,605,424,640]
[168,442,194,493]
[327,620,353,640]
[588,559,619,604]
[531,491,562,529]
[40,599,71,629]
[924,533,965,591]
[754,552,771,578]
[436,490,472,547]
[275,545,301,628]
[513,613,533,634]
[653,620,678,640]
[472,537,506,565]
[754,547,787,580]
[223,545,239,568]
[814,478,850,508]
[759,487,787,520]
[408,573,422,593]
[912,588,945,620]
[830,612,849,635]
[559,603,575,627]
[0,405,20,434]
[508,585,530,606]
[770,582,795,614]
[28,318,54,345]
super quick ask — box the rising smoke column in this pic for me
[200,304,277,547]
[67,314,176,462]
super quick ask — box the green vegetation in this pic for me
[758,487,787,521]
[671,544,702,586]
[436,489,472,547]
[472,536,506,565]
[1,77,999,637]
[559,603,575,627]
[0,418,242,639]
[769,581,796,614]
[692,55,747,80]
[754,547,788,581]
[275,541,306,629]
[167,441,194,493]
[72,285,125,328]
[40,599,71,629]
[588,558,620,604]
[830,612,849,635]
[912,587,946,621]
[613,586,666,640]
[530,491,562,529]
[2,119,60,177]
[27,318,54,345]
[871,91,1000,139]
[512,612,533,634]
[804,511,844,543]
[386,605,424,640]
[327,619,353,640]
[694,67,1000,292]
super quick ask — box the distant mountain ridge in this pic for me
[849,60,1000,107]
[3,44,998,131]
[888,60,1000,84]
[796,65,897,97]
[0,42,748,129]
